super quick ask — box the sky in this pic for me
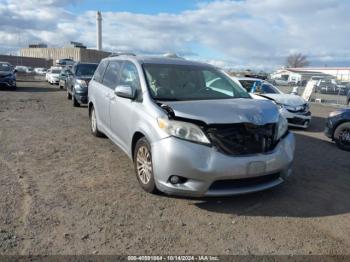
[1,0,350,70]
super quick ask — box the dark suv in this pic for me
[0,62,16,89]
[66,63,98,107]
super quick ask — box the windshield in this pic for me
[52,70,61,74]
[0,63,12,72]
[143,64,250,101]
[76,64,98,77]
[239,80,282,94]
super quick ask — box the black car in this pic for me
[325,108,350,151]
[65,63,98,107]
[346,89,350,106]
[0,62,16,89]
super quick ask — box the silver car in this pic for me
[88,54,295,197]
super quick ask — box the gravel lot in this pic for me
[0,81,349,255]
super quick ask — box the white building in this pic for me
[271,67,350,83]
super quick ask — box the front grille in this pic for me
[209,173,281,191]
[288,117,307,125]
[205,123,276,156]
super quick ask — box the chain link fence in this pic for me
[276,82,350,107]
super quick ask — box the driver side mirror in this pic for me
[114,85,136,99]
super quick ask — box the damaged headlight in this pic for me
[157,118,211,145]
[276,114,288,140]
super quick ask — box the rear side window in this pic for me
[102,61,123,89]
[93,60,108,83]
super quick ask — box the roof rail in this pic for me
[109,52,136,57]
[163,52,184,59]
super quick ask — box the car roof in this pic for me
[104,55,214,68]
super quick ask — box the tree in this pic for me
[286,53,310,68]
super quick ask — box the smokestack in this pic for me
[96,11,102,51]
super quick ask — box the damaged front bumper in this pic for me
[280,107,312,128]
[151,132,295,197]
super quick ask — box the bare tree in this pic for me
[286,53,310,68]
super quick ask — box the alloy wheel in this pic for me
[136,146,152,185]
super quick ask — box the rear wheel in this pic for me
[133,137,157,193]
[334,122,350,151]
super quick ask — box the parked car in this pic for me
[325,108,350,151]
[46,67,62,85]
[34,67,47,75]
[58,68,71,89]
[347,89,350,106]
[88,54,295,196]
[66,63,98,106]
[56,58,75,66]
[0,62,16,89]
[271,78,290,86]
[15,66,29,73]
[316,79,349,95]
[237,77,312,128]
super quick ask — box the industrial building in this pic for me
[20,46,110,65]
[19,11,109,66]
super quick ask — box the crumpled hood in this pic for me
[261,94,306,106]
[165,98,279,125]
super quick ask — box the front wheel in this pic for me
[133,137,158,193]
[66,88,72,100]
[72,92,80,107]
[90,106,103,137]
[334,122,350,151]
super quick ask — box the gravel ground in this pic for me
[0,81,349,255]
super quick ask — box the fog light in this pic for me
[170,175,180,184]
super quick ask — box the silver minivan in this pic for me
[88,54,295,197]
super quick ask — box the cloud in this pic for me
[0,0,349,70]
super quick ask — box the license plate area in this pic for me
[247,161,266,175]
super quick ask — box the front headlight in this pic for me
[276,114,288,140]
[329,110,344,118]
[157,118,211,145]
[75,79,88,88]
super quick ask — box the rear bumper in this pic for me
[151,132,295,197]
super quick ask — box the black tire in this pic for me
[89,106,104,137]
[67,88,72,100]
[334,122,350,151]
[72,95,80,107]
[133,137,158,193]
